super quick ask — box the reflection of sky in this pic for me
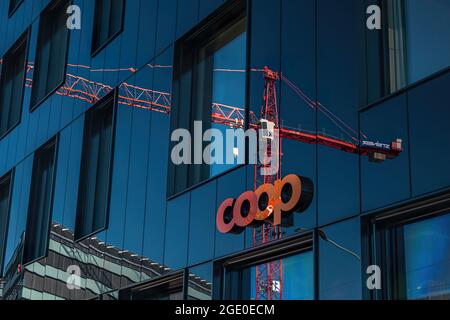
[249,251,314,300]
[404,213,450,299]
[210,32,247,177]
[405,0,450,83]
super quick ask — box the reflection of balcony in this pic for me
[187,273,212,300]
[0,223,211,300]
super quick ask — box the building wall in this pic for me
[0,0,449,300]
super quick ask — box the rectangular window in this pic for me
[30,0,70,110]
[92,0,125,55]
[0,31,28,138]
[366,195,450,300]
[367,0,450,103]
[23,137,58,265]
[0,171,13,275]
[8,0,23,16]
[75,92,116,241]
[169,0,247,196]
[217,235,314,300]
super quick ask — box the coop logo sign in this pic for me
[216,174,314,234]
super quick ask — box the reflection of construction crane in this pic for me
[253,67,283,301]
[7,60,403,301]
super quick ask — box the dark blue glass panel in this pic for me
[106,90,133,249]
[51,126,71,225]
[403,213,450,300]
[6,128,18,170]
[155,0,177,56]
[2,163,22,275]
[176,0,199,38]
[164,192,190,271]
[35,98,52,147]
[61,117,84,231]
[408,73,450,196]
[317,0,365,225]
[199,0,223,20]
[0,0,7,54]
[360,94,411,211]
[278,0,317,236]
[117,0,140,84]
[319,217,362,300]
[188,180,217,266]
[136,0,158,68]
[248,0,280,120]
[142,48,173,267]
[102,24,122,90]
[68,0,94,122]
[123,68,153,257]
[15,155,33,243]
[214,166,246,258]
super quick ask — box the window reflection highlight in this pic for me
[249,252,314,300]
[403,214,450,300]
[225,250,314,300]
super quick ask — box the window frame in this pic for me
[0,169,14,278]
[0,28,30,141]
[22,135,59,267]
[30,0,71,112]
[8,0,24,17]
[91,0,126,57]
[168,0,249,198]
[118,270,187,300]
[362,191,450,300]
[213,232,315,300]
[74,90,118,242]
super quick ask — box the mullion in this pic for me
[44,8,56,95]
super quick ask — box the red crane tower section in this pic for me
[252,67,284,301]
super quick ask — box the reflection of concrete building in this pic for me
[1,0,450,300]
[0,224,211,300]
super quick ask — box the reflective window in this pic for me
[169,1,247,195]
[0,171,13,275]
[0,31,27,138]
[404,0,450,83]
[31,0,70,109]
[222,236,314,300]
[372,208,450,300]
[369,0,450,101]
[188,263,213,300]
[75,92,116,241]
[246,252,314,300]
[208,25,246,177]
[403,214,450,299]
[23,137,58,265]
[92,0,125,55]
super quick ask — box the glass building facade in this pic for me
[0,0,449,300]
